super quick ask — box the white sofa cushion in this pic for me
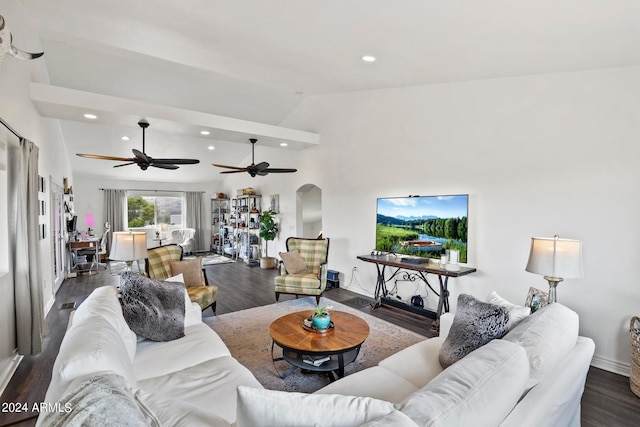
[236,386,399,427]
[399,339,529,427]
[502,302,579,388]
[166,273,202,327]
[359,410,420,426]
[135,388,231,427]
[485,290,531,329]
[70,285,137,361]
[378,337,445,389]
[139,356,262,424]
[315,366,419,404]
[45,311,138,404]
[134,323,231,381]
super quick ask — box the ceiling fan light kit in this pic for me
[212,138,297,177]
[76,119,200,171]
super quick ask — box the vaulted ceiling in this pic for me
[16,0,640,182]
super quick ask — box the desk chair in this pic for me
[79,222,110,270]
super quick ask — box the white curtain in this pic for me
[103,189,126,255]
[185,192,203,252]
[9,138,44,355]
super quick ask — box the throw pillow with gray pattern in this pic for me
[120,272,185,341]
[439,293,509,368]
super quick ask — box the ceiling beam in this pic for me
[30,83,319,149]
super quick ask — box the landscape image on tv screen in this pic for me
[376,194,468,263]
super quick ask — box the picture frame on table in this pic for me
[525,286,548,313]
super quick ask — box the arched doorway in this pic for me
[296,184,322,238]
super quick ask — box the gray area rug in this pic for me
[204,297,425,393]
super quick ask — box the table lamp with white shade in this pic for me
[525,235,583,303]
[110,231,148,272]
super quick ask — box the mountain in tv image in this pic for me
[375,195,468,262]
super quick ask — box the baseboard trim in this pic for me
[0,351,23,397]
[591,354,630,377]
[44,295,55,317]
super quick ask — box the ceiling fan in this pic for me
[76,119,200,170]
[213,138,297,177]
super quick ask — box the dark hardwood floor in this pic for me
[1,260,639,426]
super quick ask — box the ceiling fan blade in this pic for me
[77,153,135,162]
[255,161,270,171]
[152,158,200,165]
[213,164,247,170]
[150,163,179,170]
[256,170,269,176]
[220,170,248,174]
[264,168,298,173]
[132,149,150,163]
[113,162,136,168]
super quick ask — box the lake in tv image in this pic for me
[376,194,468,263]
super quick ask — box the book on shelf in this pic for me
[302,355,331,366]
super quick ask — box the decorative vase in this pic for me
[312,314,331,330]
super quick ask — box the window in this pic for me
[127,193,183,228]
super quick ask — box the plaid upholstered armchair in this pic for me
[145,244,217,313]
[275,237,330,304]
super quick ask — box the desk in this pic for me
[67,238,100,276]
[357,254,476,321]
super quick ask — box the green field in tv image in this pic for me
[376,195,468,263]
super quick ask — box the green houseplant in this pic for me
[312,304,333,330]
[259,210,278,269]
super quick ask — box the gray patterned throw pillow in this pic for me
[120,272,186,342]
[439,294,509,368]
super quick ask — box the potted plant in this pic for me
[259,210,278,269]
[312,304,333,330]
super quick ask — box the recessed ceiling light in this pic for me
[121,136,130,141]
[280,143,288,147]
[208,146,215,150]
[83,113,97,119]
[361,55,376,62]
[200,130,210,135]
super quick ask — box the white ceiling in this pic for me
[15,0,640,182]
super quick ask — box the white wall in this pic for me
[0,0,73,388]
[222,66,640,375]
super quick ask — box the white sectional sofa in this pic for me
[37,284,261,426]
[39,284,595,427]
[312,303,595,427]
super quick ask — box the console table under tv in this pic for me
[357,254,477,324]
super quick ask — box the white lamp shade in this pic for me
[525,236,583,279]
[110,231,148,261]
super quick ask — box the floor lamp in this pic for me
[525,235,583,303]
[110,231,148,272]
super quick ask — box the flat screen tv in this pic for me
[376,194,469,263]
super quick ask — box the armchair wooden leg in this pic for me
[212,301,217,315]
[315,295,321,305]
[275,292,280,302]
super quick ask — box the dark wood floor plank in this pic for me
[1,260,639,426]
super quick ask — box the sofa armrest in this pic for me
[190,302,203,322]
[439,312,454,338]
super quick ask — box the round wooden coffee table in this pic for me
[269,310,370,380]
